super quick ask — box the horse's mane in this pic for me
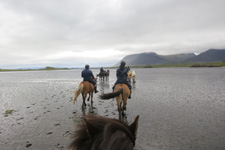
[69,115,139,150]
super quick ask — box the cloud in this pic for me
[0,0,225,68]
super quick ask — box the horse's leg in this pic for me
[116,95,122,116]
[119,101,123,119]
[122,89,129,116]
[82,93,87,108]
[87,93,90,101]
[123,98,127,111]
[91,92,93,103]
[121,98,128,116]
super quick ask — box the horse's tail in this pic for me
[100,88,123,100]
[73,83,84,104]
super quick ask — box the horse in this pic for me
[73,78,97,108]
[97,70,110,81]
[100,84,130,117]
[127,70,136,83]
[69,115,139,150]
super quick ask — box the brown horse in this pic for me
[73,78,97,108]
[69,115,139,150]
[100,84,130,116]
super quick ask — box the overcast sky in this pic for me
[1,0,225,69]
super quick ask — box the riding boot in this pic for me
[94,86,98,93]
[128,90,132,99]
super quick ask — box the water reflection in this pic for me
[131,82,136,91]
[98,80,110,93]
[119,113,128,123]
[82,103,98,115]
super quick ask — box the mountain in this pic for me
[161,53,196,62]
[114,52,169,66]
[114,49,225,66]
[185,49,225,62]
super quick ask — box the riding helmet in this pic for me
[120,61,126,66]
[85,64,89,69]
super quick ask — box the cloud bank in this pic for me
[0,0,225,68]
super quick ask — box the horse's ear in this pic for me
[83,117,98,138]
[129,115,139,138]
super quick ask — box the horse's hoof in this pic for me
[122,109,126,116]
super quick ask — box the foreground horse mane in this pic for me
[69,115,139,150]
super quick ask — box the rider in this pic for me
[81,64,98,93]
[112,61,132,99]
[100,67,104,73]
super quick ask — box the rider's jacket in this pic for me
[81,69,94,82]
[116,66,128,83]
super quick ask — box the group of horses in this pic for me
[73,68,136,115]
[71,68,138,149]
[96,69,110,81]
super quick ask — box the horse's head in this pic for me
[69,115,139,150]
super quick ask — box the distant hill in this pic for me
[114,49,225,66]
[161,53,196,62]
[114,52,169,66]
[185,49,225,62]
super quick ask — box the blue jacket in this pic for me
[116,66,128,83]
[112,66,132,90]
[81,68,94,82]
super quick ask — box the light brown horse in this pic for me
[69,115,139,150]
[100,84,130,117]
[73,78,97,108]
[127,70,136,83]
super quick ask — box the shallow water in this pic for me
[0,68,225,150]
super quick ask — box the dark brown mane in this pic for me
[69,115,139,150]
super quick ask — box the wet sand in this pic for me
[1,68,225,150]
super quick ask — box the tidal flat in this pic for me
[0,68,225,150]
